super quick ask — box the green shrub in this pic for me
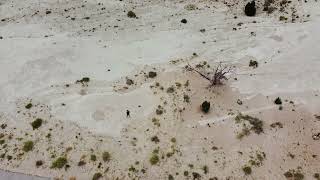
[201,101,210,113]
[149,154,159,165]
[102,152,111,162]
[242,166,252,175]
[23,141,34,152]
[92,172,102,180]
[25,103,33,109]
[90,154,97,161]
[31,118,43,130]
[51,157,67,169]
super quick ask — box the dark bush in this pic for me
[148,71,157,78]
[274,97,282,105]
[245,1,256,17]
[31,118,43,130]
[201,101,210,113]
[127,11,136,18]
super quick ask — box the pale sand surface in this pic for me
[0,0,320,179]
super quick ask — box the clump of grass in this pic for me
[166,86,175,93]
[36,160,43,167]
[284,169,304,180]
[90,154,97,161]
[235,113,263,139]
[201,101,210,113]
[183,94,190,103]
[156,106,164,115]
[202,165,208,174]
[149,153,159,165]
[25,103,33,109]
[102,151,111,162]
[152,118,160,127]
[242,166,252,175]
[0,139,5,145]
[249,60,258,68]
[92,172,102,180]
[23,141,34,152]
[148,71,157,78]
[274,97,282,105]
[127,11,136,18]
[31,118,43,130]
[151,136,160,143]
[51,157,67,169]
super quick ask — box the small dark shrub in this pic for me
[92,173,102,180]
[127,11,136,18]
[148,71,157,78]
[181,19,187,23]
[243,166,252,175]
[36,160,43,167]
[249,60,258,68]
[51,157,67,169]
[91,154,97,161]
[149,154,159,165]
[245,1,256,16]
[23,141,34,152]
[25,103,33,109]
[102,151,111,162]
[31,118,43,130]
[201,101,210,113]
[274,97,282,105]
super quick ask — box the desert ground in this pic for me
[0,0,320,179]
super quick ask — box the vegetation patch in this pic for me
[148,71,157,78]
[127,11,136,18]
[31,118,43,130]
[284,169,304,180]
[92,172,102,180]
[235,113,263,139]
[149,152,159,165]
[242,166,252,175]
[102,151,111,162]
[25,103,33,109]
[51,157,68,169]
[23,141,34,152]
[201,101,210,113]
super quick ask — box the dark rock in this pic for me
[245,1,256,17]
[181,19,187,24]
[201,101,210,113]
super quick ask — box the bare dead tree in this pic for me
[186,62,233,86]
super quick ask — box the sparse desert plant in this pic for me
[31,118,43,130]
[92,172,102,180]
[242,166,252,175]
[127,11,136,18]
[90,154,97,161]
[51,157,67,169]
[201,101,210,113]
[186,63,233,86]
[23,141,34,152]
[149,153,159,165]
[102,151,111,162]
[25,103,33,109]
